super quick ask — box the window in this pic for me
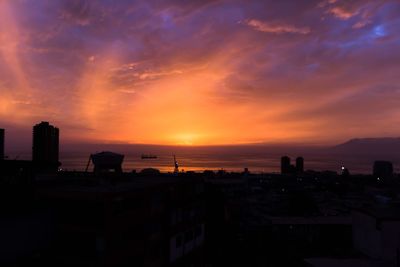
[195,183,204,194]
[170,210,177,225]
[151,193,163,210]
[176,235,182,248]
[176,209,182,223]
[184,231,194,243]
[190,209,195,219]
[183,209,190,221]
[195,225,202,237]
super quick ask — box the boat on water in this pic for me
[141,154,158,159]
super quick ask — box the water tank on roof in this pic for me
[88,151,124,173]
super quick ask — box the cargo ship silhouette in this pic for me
[141,154,158,159]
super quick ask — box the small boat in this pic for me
[141,154,158,159]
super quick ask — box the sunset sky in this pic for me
[1,0,400,147]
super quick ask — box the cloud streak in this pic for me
[242,19,311,34]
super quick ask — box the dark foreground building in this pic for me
[373,161,393,178]
[0,128,4,160]
[32,122,59,169]
[281,156,291,174]
[1,146,400,267]
[281,156,304,174]
[32,172,206,267]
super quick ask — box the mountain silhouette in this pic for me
[331,137,400,155]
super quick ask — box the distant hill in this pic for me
[331,138,400,154]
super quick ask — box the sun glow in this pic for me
[174,133,199,146]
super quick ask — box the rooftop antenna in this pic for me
[174,155,179,173]
[85,154,92,172]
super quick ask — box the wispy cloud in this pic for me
[242,19,311,34]
[328,7,357,20]
[59,0,93,26]
[352,19,372,29]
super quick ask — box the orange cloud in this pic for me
[242,19,311,34]
[328,7,357,20]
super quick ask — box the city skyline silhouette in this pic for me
[1,1,400,267]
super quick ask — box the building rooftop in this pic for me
[305,258,391,267]
[36,171,203,196]
[355,205,400,221]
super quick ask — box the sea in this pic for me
[56,144,400,174]
[8,144,400,174]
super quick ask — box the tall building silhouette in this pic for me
[281,156,291,174]
[373,161,393,178]
[0,128,4,160]
[32,122,59,164]
[296,157,304,173]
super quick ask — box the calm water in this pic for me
[54,144,400,174]
[9,144,399,174]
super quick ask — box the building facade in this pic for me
[32,122,59,165]
[0,128,4,160]
[36,173,205,266]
